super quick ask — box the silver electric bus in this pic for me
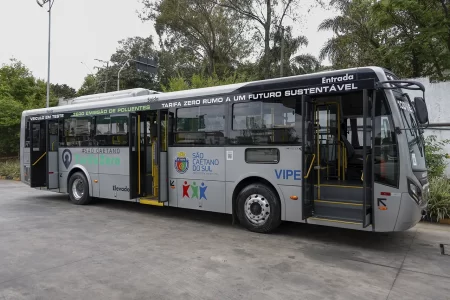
[20,66,430,233]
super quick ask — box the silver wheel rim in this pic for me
[72,178,84,200]
[244,194,270,225]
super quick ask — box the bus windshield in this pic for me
[394,91,426,171]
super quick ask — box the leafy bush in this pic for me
[0,159,20,179]
[427,177,450,222]
[424,135,450,178]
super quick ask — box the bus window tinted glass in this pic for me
[95,115,129,146]
[374,93,399,187]
[175,105,225,145]
[245,148,280,164]
[230,98,301,145]
[62,117,94,147]
[25,121,30,148]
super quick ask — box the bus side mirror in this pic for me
[414,97,429,124]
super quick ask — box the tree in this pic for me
[77,36,160,95]
[318,0,381,69]
[77,74,98,96]
[269,25,321,76]
[372,0,450,79]
[0,59,55,155]
[216,0,308,79]
[318,0,450,80]
[51,83,76,100]
[162,72,252,92]
[141,0,251,78]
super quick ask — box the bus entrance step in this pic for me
[139,197,164,206]
[315,185,365,202]
[314,200,362,221]
[310,215,362,225]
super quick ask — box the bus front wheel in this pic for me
[68,172,91,205]
[236,183,281,233]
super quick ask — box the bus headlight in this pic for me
[408,178,422,205]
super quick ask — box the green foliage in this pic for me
[0,160,20,179]
[77,74,98,96]
[161,72,253,92]
[424,135,450,178]
[142,0,251,78]
[51,83,76,99]
[77,36,159,95]
[427,176,450,222]
[0,59,60,156]
[319,0,450,80]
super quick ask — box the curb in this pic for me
[439,219,450,225]
[0,176,20,181]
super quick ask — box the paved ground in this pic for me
[0,180,450,300]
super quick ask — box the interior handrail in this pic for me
[304,154,316,179]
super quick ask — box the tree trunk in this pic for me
[208,50,215,76]
[411,50,421,78]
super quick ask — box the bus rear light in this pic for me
[290,196,298,200]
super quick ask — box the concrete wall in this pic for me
[404,77,450,176]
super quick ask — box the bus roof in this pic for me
[22,66,387,118]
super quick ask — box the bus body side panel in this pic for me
[58,147,101,198]
[97,147,130,201]
[372,182,402,231]
[168,147,226,213]
[395,193,425,231]
[23,148,31,185]
[225,146,302,222]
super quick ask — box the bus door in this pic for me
[141,111,158,198]
[129,110,169,203]
[47,120,59,190]
[302,95,316,219]
[29,120,47,188]
[157,109,169,202]
[129,113,139,199]
[362,89,374,227]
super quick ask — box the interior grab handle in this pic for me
[304,154,316,179]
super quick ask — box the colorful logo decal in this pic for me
[174,151,189,174]
[182,181,207,200]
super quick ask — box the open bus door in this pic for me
[129,110,169,203]
[29,120,47,188]
[302,95,316,220]
[129,113,139,199]
[157,109,169,202]
[47,120,59,190]
[29,119,60,189]
[362,89,374,228]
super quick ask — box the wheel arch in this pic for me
[67,164,93,196]
[231,174,286,223]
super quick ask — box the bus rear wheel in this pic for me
[68,172,91,205]
[236,183,281,233]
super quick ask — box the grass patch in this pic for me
[427,177,450,222]
[0,159,20,179]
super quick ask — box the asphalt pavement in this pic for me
[0,180,449,300]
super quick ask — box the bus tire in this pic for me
[236,183,281,233]
[68,172,91,205]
